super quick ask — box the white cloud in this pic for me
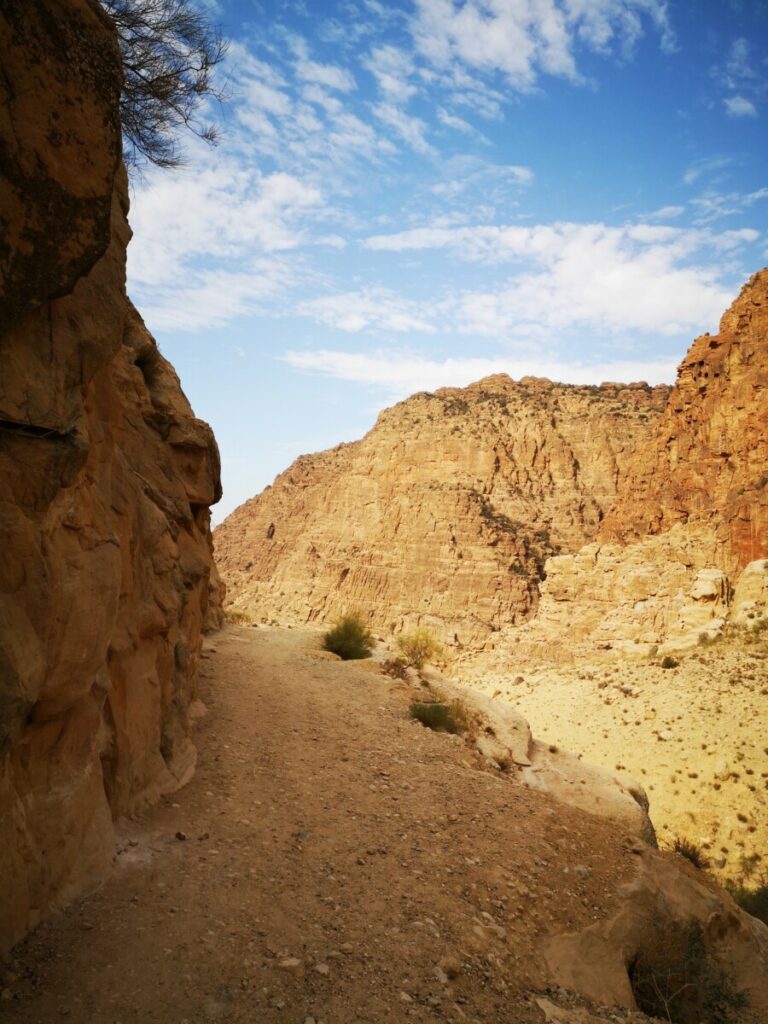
[281,349,678,398]
[365,45,418,102]
[298,288,438,333]
[690,188,768,224]
[437,106,482,135]
[712,38,765,118]
[682,156,733,186]
[363,219,755,337]
[127,136,330,330]
[372,102,435,154]
[646,205,685,220]
[724,95,757,118]
[140,261,295,332]
[296,58,356,92]
[129,164,323,289]
[411,0,675,90]
[713,37,759,91]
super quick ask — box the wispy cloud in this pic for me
[682,155,734,186]
[362,220,755,337]
[365,44,418,102]
[690,188,768,224]
[411,0,675,90]
[372,102,435,154]
[712,37,765,118]
[281,349,679,399]
[298,288,438,333]
[724,95,757,118]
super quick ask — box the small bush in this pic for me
[660,655,680,669]
[725,865,768,926]
[397,628,443,669]
[382,657,409,679]
[323,613,374,660]
[630,921,747,1024]
[673,836,710,870]
[224,606,251,625]
[410,700,468,734]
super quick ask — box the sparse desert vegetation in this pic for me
[630,920,747,1024]
[409,698,469,734]
[397,628,443,669]
[469,627,768,882]
[323,612,375,660]
[672,835,710,870]
[224,606,252,626]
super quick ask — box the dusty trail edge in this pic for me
[3,626,684,1024]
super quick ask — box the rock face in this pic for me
[216,376,668,645]
[601,270,768,572]
[473,273,768,663]
[0,0,221,954]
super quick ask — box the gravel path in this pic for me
[1,626,647,1024]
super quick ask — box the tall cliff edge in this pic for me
[600,268,768,570]
[469,270,768,667]
[215,376,668,645]
[0,0,221,954]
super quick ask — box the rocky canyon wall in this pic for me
[216,376,668,645]
[472,271,768,668]
[0,0,221,953]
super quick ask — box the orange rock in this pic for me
[216,376,667,645]
[0,0,221,954]
[601,269,768,572]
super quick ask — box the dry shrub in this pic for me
[224,606,251,626]
[673,836,710,871]
[629,921,746,1024]
[382,657,409,679]
[323,612,374,660]
[409,699,468,735]
[397,628,442,669]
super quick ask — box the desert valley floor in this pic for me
[3,625,766,1024]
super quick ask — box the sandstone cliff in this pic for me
[216,376,668,644]
[601,269,768,571]
[473,272,768,664]
[0,0,221,954]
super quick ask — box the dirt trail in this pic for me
[2,627,652,1024]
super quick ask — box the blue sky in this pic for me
[126,0,768,521]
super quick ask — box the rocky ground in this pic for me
[0,626,691,1024]
[462,629,768,884]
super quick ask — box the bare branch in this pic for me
[100,0,228,171]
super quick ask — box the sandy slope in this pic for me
[1,626,664,1024]
[460,632,768,883]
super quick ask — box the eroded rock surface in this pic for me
[601,270,768,572]
[216,376,668,645]
[469,272,768,664]
[0,0,221,954]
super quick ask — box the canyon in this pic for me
[1,1,767,1022]
[215,377,669,647]
[217,271,767,661]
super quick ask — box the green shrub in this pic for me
[397,628,443,669]
[409,700,467,734]
[323,613,374,660]
[673,836,710,870]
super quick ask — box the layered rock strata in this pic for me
[0,0,221,954]
[474,272,768,664]
[216,376,668,645]
[601,270,768,570]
